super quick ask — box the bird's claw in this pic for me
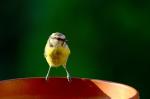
[67,75,72,82]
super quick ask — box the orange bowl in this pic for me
[0,77,139,99]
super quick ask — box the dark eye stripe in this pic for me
[57,38,65,41]
[52,37,66,41]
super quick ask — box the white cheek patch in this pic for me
[49,38,64,47]
[50,39,57,45]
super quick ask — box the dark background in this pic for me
[0,0,150,98]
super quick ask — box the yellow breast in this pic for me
[45,46,70,67]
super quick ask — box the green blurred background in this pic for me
[0,0,150,98]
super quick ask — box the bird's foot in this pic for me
[67,75,72,82]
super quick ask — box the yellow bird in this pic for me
[44,32,71,81]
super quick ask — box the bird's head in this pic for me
[49,32,67,47]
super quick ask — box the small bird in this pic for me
[44,32,71,81]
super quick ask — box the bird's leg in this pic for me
[63,65,71,82]
[45,66,51,80]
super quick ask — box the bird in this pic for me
[44,32,71,81]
